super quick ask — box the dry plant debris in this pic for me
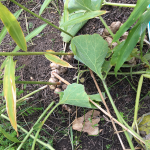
[72,110,100,135]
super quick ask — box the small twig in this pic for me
[52,72,70,85]
[89,69,125,150]
[52,73,145,144]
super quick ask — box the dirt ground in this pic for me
[1,0,150,150]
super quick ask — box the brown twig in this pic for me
[89,69,125,150]
[53,73,145,144]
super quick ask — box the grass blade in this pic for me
[113,0,150,42]
[39,0,52,16]
[13,24,47,52]
[0,2,27,51]
[3,56,17,135]
[0,9,23,44]
[60,10,106,27]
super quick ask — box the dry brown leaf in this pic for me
[72,110,100,135]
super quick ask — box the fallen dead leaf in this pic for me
[72,110,100,135]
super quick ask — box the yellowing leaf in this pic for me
[45,50,73,68]
[0,2,27,51]
[3,56,17,134]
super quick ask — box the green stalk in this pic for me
[0,52,73,56]
[1,113,55,150]
[0,80,59,85]
[103,1,136,8]
[102,79,145,147]
[31,103,59,150]
[17,101,55,150]
[102,79,134,150]
[10,0,73,38]
[99,16,120,44]
[108,71,146,75]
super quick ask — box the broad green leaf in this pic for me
[60,11,88,43]
[114,9,150,75]
[59,83,92,108]
[0,126,20,143]
[71,34,109,79]
[68,0,103,13]
[63,0,69,31]
[60,10,106,27]
[45,50,73,68]
[0,2,27,51]
[13,24,47,52]
[3,56,17,134]
[39,0,52,16]
[113,0,150,42]
[0,9,23,44]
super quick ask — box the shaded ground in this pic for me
[1,0,150,150]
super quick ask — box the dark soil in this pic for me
[1,0,150,150]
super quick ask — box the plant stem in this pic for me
[108,71,146,75]
[17,101,55,150]
[1,113,55,150]
[0,52,74,56]
[102,79,145,146]
[31,103,59,150]
[99,16,120,44]
[102,79,135,150]
[103,1,136,8]
[10,0,73,38]
[0,80,60,85]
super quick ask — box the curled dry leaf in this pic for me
[121,32,128,40]
[49,77,58,90]
[59,67,68,74]
[54,88,62,93]
[103,26,110,36]
[50,63,60,70]
[72,110,100,135]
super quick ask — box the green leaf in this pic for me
[0,126,20,143]
[60,10,106,27]
[39,0,52,16]
[0,2,27,51]
[113,0,150,42]
[0,9,23,44]
[13,24,47,52]
[88,93,105,102]
[143,53,150,61]
[114,9,150,75]
[45,50,73,68]
[71,34,109,79]
[60,11,88,43]
[68,0,103,13]
[3,56,17,134]
[59,83,92,108]
[33,122,44,131]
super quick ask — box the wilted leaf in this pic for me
[72,110,100,135]
[59,83,92,108]
[113,0,150,42]
[0,2,27,51]
[45,50,73,68]
[71,34,109,79]
[3,56,17,134]
[0,126,20,143]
